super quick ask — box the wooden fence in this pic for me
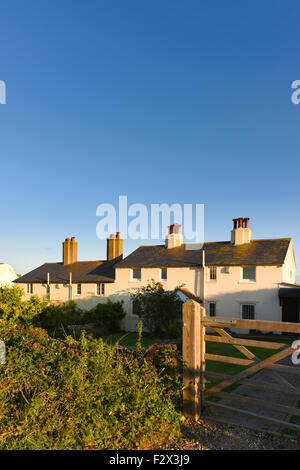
[182,299,300,434]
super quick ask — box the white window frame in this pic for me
[96,283,105,296]
[209,266,217,281]
[160,267,167,281]
[241,266,256,282]
[241,303,256,320]
[27,283,33,294]
[76,283,82,295]
[131,268,141,281]
[208,301,216,317]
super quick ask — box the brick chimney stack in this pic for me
[231,218,251,245]
[62,237,78,265]
[165,223,183,249]
[107,232,123,261]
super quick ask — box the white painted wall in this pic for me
[282,241,296,283]
[17,281,116,310]
[114,266,201,331]
[204,264,283,323]
[0,263,17,287]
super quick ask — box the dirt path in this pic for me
[178,419,300,450]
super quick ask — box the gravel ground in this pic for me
[176,418,300,450]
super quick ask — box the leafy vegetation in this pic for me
[0,286,182,449]
[0,286,126,337]
[0,318,182,449]
[81,300,126,334]
[130,280,183,338]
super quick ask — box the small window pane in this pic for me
[77,284,81,295]
[209,302,216,317]
[27,283,33,294]
[97,283,105,296]
[242,304,255,320]
[133,268,141,280]
[161,268,167,280]
[132,300,140,316]
[209,267,217,280]
[243,267,256,281]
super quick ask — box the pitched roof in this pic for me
[117,239,291,268]
[14,258,120,284]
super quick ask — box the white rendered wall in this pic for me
[0,264,17,287]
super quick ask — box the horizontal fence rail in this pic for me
[203,316,300,333]
[182,300,300,437]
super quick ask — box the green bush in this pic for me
[33,300,83,335]
[0,286,46,324]
[131,281,183,338]
[0,287,125,337]
[147,344,184,410]
[82,300,126,333]
[0,319,181,450]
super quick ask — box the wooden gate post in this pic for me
[182,300,206,420]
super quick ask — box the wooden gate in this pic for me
[182,300,300,436]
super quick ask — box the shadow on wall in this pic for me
[204,287,281,321]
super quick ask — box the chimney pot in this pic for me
[243,217,250,228]
[116,232,120,239]
[166,223,183,248]
[231,217,252,245]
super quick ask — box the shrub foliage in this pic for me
[0,319,181,449]
[131,281,183,338]
[0,287,182,449]
[0,286,126,336]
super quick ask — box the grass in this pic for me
[102,331,163,348]
[92,329,293,371]
[202,335,295,396]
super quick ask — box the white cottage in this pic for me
[15,218,299,331]
[115,218,298,331]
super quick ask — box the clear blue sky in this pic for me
[1,0,300,277]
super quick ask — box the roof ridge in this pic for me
[251,237,291,242]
